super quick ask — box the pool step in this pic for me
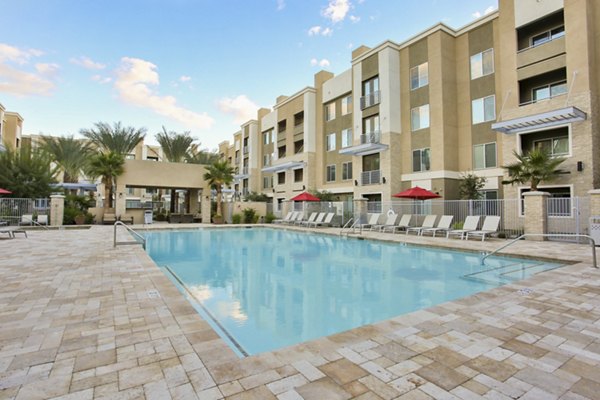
[462,261,559,285]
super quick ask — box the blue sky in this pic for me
[0,0,497,151]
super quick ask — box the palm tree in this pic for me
[155,126,196,162]
[502,148,567,191]
[0,145,58,198]
[87,152,125,210]
[80,122,146,155]
[39,135,92,183]
[186,149,219,165]
[203,160,234,218]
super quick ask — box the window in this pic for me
[361,76,380,109]
[294,140,304,154]
[125,154,136,160]
[412,148,431,172]
[278,119,287,133]
[472,95,496,124]
[271,130,276,143]
[410,62,429,90]
[294,111,304,126]
[362,153,380,172]
[294,168,303,182]
[473,142,497,169]
[411,105,430,131]
[278,145,286,159]
[146,156,159,161]
[263,131,270,145]
[326,165,336,182]
[533,137,569,156]
[326,133,336,151]
[263,176,272,189]
[341,95,352,115]
[325,102,336,121]
[531,26,565,47]
[263,154,270,166]
[363,115,380,134]
[341,128,352,148]
[277,171,286,185]
[532,81,567,102]
[342,162,352,180]
[470,49,494,79]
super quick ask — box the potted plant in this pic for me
[212,214,224,224]
[74,214,86,225]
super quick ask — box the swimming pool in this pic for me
[145,228,561,356]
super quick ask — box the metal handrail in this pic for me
[481,234,596,268]
[339,218,354,236]
[113,221,146,249]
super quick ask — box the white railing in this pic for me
[361,170,381,185]
[360,131,381,144]
[360,91,381,109]
[113,221,146,249]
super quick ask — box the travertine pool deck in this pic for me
[1,224,599,400]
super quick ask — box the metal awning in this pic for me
[53,182,97,191]
[338,142,388,156]
[261,161,305,173]
[492,106,586,134]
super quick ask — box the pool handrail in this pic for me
[481,233,596,269]
[113,221,146,249]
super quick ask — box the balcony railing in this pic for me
[361,170,381,185]
[234,157,240,165]
[360,131,381,144]
[242,167,249,175]
[360,91,381,110]
[243,147,248,154]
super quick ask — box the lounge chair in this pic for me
[0,227,27,238]
[406,215,437,235]
[446,216,480,239]
[169,213,182,223]
[358,213,381,230]
[103,213,117,225]
[274,211,293,224]
[299,212,318,226]
[384,214,412,233]
[120,214,134,225]
[181,214,194,223]
[307,212,326,227]
[37,215,49,225]
[466,216,501,241]
[19,214,33,226]
[421,215,454,237]
[314,212,335,227]
[286,212,304,225]
[372,213,398,231]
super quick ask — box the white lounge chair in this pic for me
[287,212,304,225]
[37,215,49,225]
[359,213,381,230]
[421,215,454,237]
[314,212,335,227]
[274,211,294,224]
[0,227,27,238]
[307,212,326,227]
[19,214,33,226]
[466,216,501,241]
[446,216,480,239]
[406,215,437,235]
[298,212,318,225]
[383,214,412,233]
[372,213,398,231]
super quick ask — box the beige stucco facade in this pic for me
[0,108,23,152]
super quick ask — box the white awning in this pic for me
[261,161,305,173]
[338,142,388,156]
[492,106,586,134]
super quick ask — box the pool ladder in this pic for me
[113,221,146,249]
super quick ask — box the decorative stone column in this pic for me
[353,197,368,225]
[114,183,127,218]
[50,194,65,227]
[523,191,550,241]
[189,189,199,215]
[589,189,600,217]
[201,192,212,224]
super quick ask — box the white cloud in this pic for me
[276,0,285,10]
[349,15,360,23]
[114,57,214,129]
[217,95,259,125]
[310,58,330,67]
[308,25,333,37]
[0,43,54,96]
[179,75,191,82]
[322,0,351,23]
[70,56,105,70]
[472,5,497,19]
[92,74,112,84]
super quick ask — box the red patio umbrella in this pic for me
[290,192,320,202]
[0,188,12,195]
[392,186,440,200]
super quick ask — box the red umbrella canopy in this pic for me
[290,192,321,202]
[392,186,440,200]
[0,188,12,195]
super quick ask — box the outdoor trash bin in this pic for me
[590,216,600,246]
[144,210,153,224]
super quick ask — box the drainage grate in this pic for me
[147,290,161,299]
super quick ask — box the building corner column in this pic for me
[523,191,550,241]
[50,194,65,227]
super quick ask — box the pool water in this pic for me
[145,228,561,356]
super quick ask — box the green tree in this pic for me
[86,152,125,210]
[203,160,234,218]
[39,135,93,183]
[0,145,57,198]
[186,149,219,165]
[244,191,269,202]
[155,126,196,162]
[502,148,567,191]
[310,189,335,201]
[80,121,146,155]
[459,173,487,200]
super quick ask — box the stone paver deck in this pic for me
[1,224,599,399]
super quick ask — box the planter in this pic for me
[74,214,86,225]
[212,215,224,224]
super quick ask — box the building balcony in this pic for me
[360,170,381,185]
[360,91,381,110]
[339,131,387,157]
[360,131,381,144]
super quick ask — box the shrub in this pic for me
[232,214,242,224]
[452,221,464,230]
[264,213,277,224]
[244,191,269,202]
[252,214,260,223]
[242,208,257,224]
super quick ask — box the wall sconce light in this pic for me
[354,180,358,186]
[577,161,584,172]
[382,177,386,184]
[119,193,123,199]
[302,185,306,190]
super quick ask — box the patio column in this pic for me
[201,192,211,223]
[523,191,550,241]
[353,197,368,225]
[189,189,200,215]
[589,189,600,217]
[115,183,127,218]
[50,194,65,227]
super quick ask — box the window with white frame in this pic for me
[326,133,336,151]
[473,142,497,169]
[410,62,429,90]
[263,176,271,189]
[472,95,496,124]
[531,26,565,47]
[263,154,270,166]
[342,162,352,180]
[411,104,430,131]
[341,95,352,115]
[271,130,276,143]
[470,48,494,79]
[326,165,336,182]
[412,148,431,172]
[532,81,567,102]
[325,102,336,121]
[533,136,569,156]
[263,131,270,145]
[341,128,352,148]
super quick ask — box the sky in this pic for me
[0,0,498,152]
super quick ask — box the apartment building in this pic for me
[223,0,598,208]
[0,104,23,152]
